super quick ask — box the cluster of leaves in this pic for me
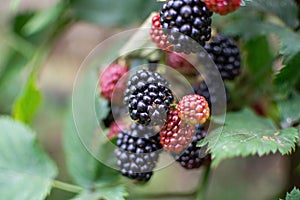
[0,0,300,199]
[199,0,300,168]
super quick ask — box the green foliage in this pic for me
[277,91,300,127]
[0,117,57,200]
[70,0,162,26]
[243,35,273,87]
[13,74,42,124]
[246,0,299,29]
[63,70,119,188]
[285,188,300,200]
[72,185,128,200]
[275,52,300,94]
[22,2,65,36]
[199,109,298,167]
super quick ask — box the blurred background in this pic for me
[0,0,297,199]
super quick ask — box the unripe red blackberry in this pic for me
[124,69,174,126]
[160,110,195,153]
[115,124,162,182]
[100,64,128,101]
[202,0,241,15]
[160,0,213,54]
[175,124,210,169]
[204,34,241,80]
[177,94,210,125]
[150,13,172,50]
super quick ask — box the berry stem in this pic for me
[196,165,212,200]
[52,180,83,194]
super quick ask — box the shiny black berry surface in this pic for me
[160,0,212,53]
[115,124,162,182]
[124,69,174,126]
[204,34,241,80]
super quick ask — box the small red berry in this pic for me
[202,0,241,15]
[177,94,210,125]
[150,13,172,50]
[160,110,195,153]
[100,64,128,101]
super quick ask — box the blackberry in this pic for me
[115,124,162,182]
[193,81,229,114]
[150,13,172,50]
[160,110,195,153]
[175,124,209,169]
[204,34,241,80]
[160,0,213,54]
[100,64,128,100]
[203,0,241,15]
[177,94,210,125]
[124,69,174,126]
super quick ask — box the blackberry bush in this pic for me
[160,0,213,53]
[124,69,174,126]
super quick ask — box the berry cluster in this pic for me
[118,67,211,182]
[124,69,174,126]
[98,0,243,184]
[160,0,213,53]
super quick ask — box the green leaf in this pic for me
[0,117,57,200]
[275,52,300,94]
[64,70,118,188]
[13,74,42,124]
[199,109,299,167]
[244,35,273,85]
[72,185,128,200]
[277,91,300,127]
[22,2,64,36]
[70,0,162,26]
[95,97,110,126]
[246,0,299,29]
[285,188,300,200]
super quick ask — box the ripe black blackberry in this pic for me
[115,123,162,182]
[124,69,174,126]
[160,0,213,54]
[175,124,209,169]
[204,34,241,80]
